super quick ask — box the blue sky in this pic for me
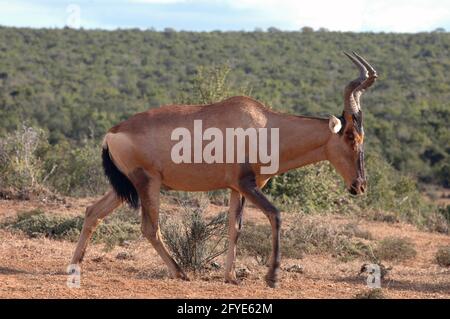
[0,0,450,32]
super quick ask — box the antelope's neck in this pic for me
[274,114,331,174]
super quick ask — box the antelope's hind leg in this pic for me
[224,190,245,285]
[131,168,189,281]
[71,189,122,265]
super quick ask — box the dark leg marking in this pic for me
[238,173,281,288]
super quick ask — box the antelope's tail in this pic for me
[101,143,139,209]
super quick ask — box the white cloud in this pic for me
[0,1,64,28]
[220,0,450,32]
[129,0,188,3]
[362,0,450,32]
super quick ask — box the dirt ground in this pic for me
[0,197,449,299]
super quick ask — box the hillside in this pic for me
[0,27,449,187]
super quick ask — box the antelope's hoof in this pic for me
[171,271,190,281]
[225,277,241,285]
[179,273,190,281]
[265,275,279,289]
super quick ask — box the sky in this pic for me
[0,0,449,33]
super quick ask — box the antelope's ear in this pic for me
[328,116,342,134]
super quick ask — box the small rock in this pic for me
[236,267,251,279]
[91,256,103,263]
[359,263,392,279]
[210,261,221,269]
[121,241,131,247]
[116,252,134,260]
[285,264,304,273]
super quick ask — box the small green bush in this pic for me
[435,246,450,267]
[265,163,345,213]
[10,209,68,238]
[286,217,374,262]
[375,237,417,261]
[2,208,140,250]
[178,63,251,105]
[342,223,373,240]
[240,217,375,264]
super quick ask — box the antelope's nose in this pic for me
[349,178,367,195]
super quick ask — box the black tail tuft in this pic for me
[102,146,140,209]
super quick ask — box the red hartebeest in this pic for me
[71,52,377,288]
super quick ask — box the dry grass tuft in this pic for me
[435,246,450,267]
[375,236,417,262]
[354,288,387,299]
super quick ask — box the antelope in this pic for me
[70,52,377,288]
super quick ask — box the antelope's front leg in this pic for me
[238,175,281,288]
[224,190,245,285]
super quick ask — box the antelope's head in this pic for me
[326,52,377,195]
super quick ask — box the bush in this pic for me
[0,126,49,198]
[438,205,450,224]
[9,209,69,238]
[240,216,375,264]
[285,216,374,262]
[43,140,108,196]
[239,223,272,265]
[342,223,373,240]
[375,237,417,262]
[2,208,140,250]
[179,63,251,105]
[435,246,450,267]
[265,162,346,213]
[160,199,228,272]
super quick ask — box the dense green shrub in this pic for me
[265,162,345,213]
